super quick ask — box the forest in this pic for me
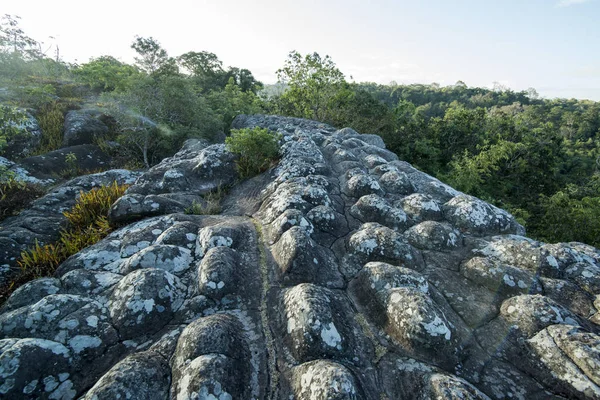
[1,14,599,247]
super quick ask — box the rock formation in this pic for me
[0,114,599,399]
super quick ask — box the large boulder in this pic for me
[62,109,110,147]
[108,140,237,224]
[19,144,111,178]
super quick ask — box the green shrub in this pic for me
[0,181,128,305]
[0,176,46,221]
[225,127,280,179]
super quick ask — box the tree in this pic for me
[131,36,177,76]
[104,74,221,167]
[326,84,394,135]
[0,14,40,59]
[222,67,262,93]
[275,50,346,121]
[178,51,224,91]
[206,77,264,132]
[432,105,486,165]
[74,56,139,92]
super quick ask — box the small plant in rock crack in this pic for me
[0,173,46,221]
[185,185,226,215]
[225,127,281,179]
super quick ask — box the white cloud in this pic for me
[556,0,593,7]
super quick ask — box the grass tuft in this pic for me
[185,186,225,215]
[0,181,128,305]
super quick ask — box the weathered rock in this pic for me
[0,114,598,399]
[107,141,236,224]
[350,194,411,231]
[405,220,462,252]
[444,194,525,236]
[107,268,186,339]
[62,109,109,147]
[397,193,443,221]
[19,144,111,178]
[0,169,140,286]
[291,360,365,399]
[82,351,171,400]
[0,156,54,186]
[0,277,62,313]
[527,325,600,399]
[0,338,76,399]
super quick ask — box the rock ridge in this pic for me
[0,114,599,399]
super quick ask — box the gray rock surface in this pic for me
[18,144,111,178]
[0,156,55,186]
[108,139,235,224]
[0,114,598,399]
[0,110,42,160]
[62,109,109,147]
[0,169,141,286]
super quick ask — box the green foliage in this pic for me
[103,74,222,167]
[18,218,112,277]
[207,78,264,132]
[0,104,27,151]
[73,56,139,92]
[275,51,346,121]
[226,127,280,179]
[0,14,40,60]
[62,181,128,230]
[0,176,45,221]
[12,84,56,108]
[61,152,78,178]
[131,36,178,76]
[534,189,600,248]
[34,100,67,153]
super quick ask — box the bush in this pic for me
[225,127,280,179]
[533,191,600,248]
[0,176,46,221]
[0,181,128,305]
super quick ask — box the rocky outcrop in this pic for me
[62,109,110,147]
[108,138,235,224]
[0,170,141,285]
[0,157,55,186]
[18,144,111,178]
[0,114,599,399]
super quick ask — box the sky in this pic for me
[4,0,600,100]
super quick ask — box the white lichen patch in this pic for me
[422,316,452,340]
[68,335,102,354]
[320,322,342,349]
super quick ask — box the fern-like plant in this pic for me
[0,181,128,305]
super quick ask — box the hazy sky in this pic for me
[4,0,600,100]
